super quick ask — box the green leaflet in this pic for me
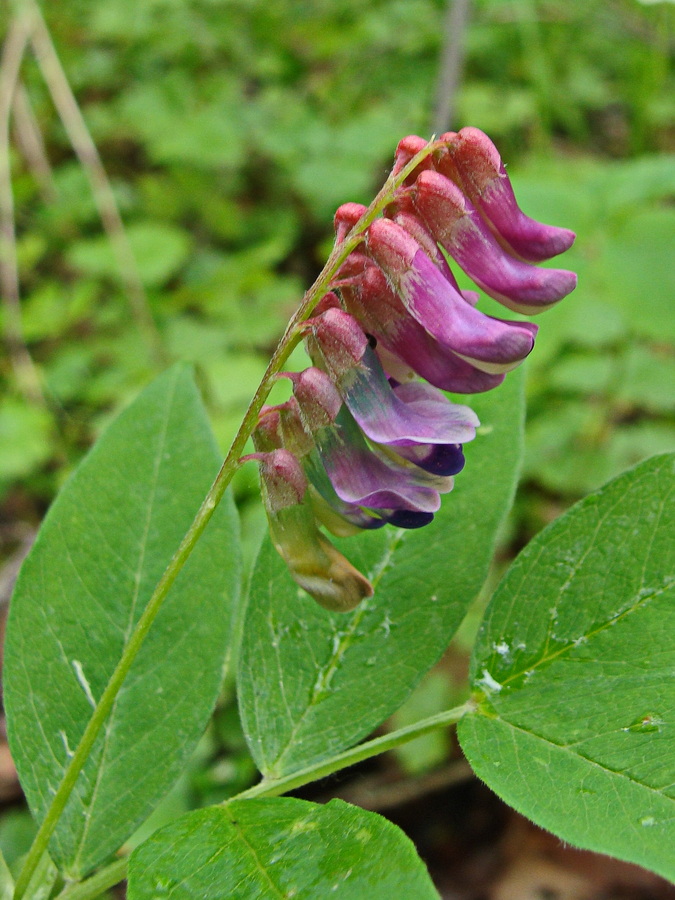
[4,366,241,878]
[460,453,675,881]
[128,798,440,899]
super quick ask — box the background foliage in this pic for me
[1,0,674,889]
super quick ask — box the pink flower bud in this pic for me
[334,202,367,243]
[412,170,577,314]
[443,128,576,262]
[391,134,436,181]
[282,368,342,430]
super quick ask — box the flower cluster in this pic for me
[246,128,576,612]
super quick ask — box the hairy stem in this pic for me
[12,137,442,900]
[233,702,473,802]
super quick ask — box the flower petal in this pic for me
[307,319,480,449]
[364,219,538,372]
[293,388,452,513]
[439,128,576,262]
[412,170,577,314]
[337,259,506,392]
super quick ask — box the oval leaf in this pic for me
[128,798,440,899]
[459,453,675,881]
[239,370,524,777]
[4,365,241,878]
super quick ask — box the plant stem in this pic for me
[12,137,442,900]
[232,702,473,801]
[54,860,127,900]
[431,0,471,134]
[12,81,57,202]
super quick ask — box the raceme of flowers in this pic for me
[245,128,577,612]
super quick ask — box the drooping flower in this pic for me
[437,128,576,262]
[244,128,577,610]
[288,366,453,521]
[305,308,478,475]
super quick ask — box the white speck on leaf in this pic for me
[59,730,74,758]
[477,669,502,693]
[72,659,97,708]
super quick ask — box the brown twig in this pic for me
[431,0,472,135]
[326,758,473,812]
[23,0,166,364]
[0,524,36,609]
[0,13,45,404]
[12,80,56,201]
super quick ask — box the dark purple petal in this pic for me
[391,442,465,476]
[412,171,577,314]
[388,509,435,529]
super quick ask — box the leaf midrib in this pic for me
[473,711,675,800]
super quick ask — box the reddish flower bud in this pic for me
[306,308,369,380]
[334,202,367,243]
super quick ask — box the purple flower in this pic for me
[335,258,505,393]
[289,366,454,520]
[410,171,577,315]
[438,128,576,263]
[258,402,387,535]
[305,309,478,475]
[391,128,576,264]
[246,128,577,610]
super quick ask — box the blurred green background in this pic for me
[0,0,674,870]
